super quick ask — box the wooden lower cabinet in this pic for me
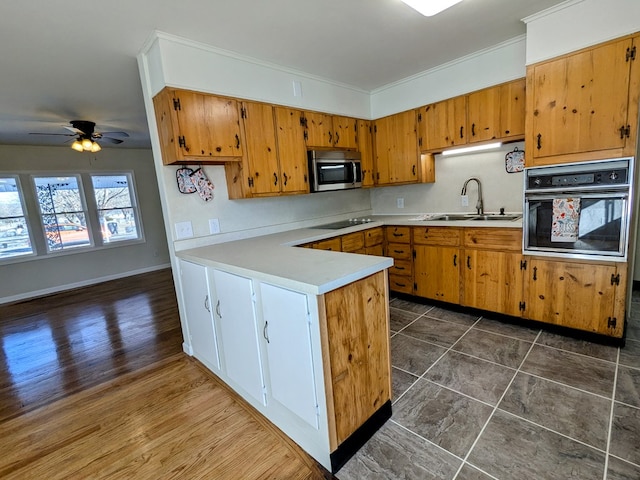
[524,258,626,337]
[462,228,524,317]
[414,245,461,303]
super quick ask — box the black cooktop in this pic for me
[310,219,374,230]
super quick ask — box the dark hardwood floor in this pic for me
[0,268,183,423]
[0,269,328,479]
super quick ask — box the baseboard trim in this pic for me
[0,263,172,305]
[330,400,392,473]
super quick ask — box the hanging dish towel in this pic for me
[190,168,215,202]
[551,197,581,242]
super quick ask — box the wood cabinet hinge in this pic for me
[178,136,187,149]
[412,249,416,259]
[248,177,254,188]
[417,113,422,122]
[520,259,527,270]
[374,125,377,134]
[173,98,181,111]
[303,131,308,141]
[413,282,418,291]
[626,45,636,62]
[607,317,617,328]
[418,138,423,147]
[619,125,631,139]
[519,301,526,311]
[611,273,621,285]
[241,107,247,119]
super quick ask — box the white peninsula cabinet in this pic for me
[177,256,392,474]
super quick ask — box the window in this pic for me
[0,177,33,259]
[91,174,141,243]
[34,175,91,252]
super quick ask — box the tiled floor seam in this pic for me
[450,329,543,480]
[515,369,615,402]
[607,453,640,471]
[392,317,482,405]
[603,348,621,479]
[533,341,618,365]
[387,418,468,462]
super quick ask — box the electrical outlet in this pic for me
[461,195,469,207]
[175,221,193,240]
[397,197,405,209]
[209,218,221,234]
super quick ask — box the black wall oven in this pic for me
[523,158,634,260]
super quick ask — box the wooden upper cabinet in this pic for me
[467,86,500,143]
[374,110,418,185]
[419,96,467,151]
[526,34,640,166]
[304,112,357,149]
[241,101,280,195]
[357,119,376,187]
[499,78,526,139]
[153,88,243,165]
[273,107,309,194]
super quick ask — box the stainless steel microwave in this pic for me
[308,150,362,192]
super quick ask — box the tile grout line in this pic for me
[602,346,621,480]
[451,329,543,480]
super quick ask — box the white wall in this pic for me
[524,0,640,65]
[0,145,170,303]
[371,142,524,215]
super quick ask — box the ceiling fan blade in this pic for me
[29,132,76,136]
[99,131,130,138]
[63,125,85,135]
[98,137,124,144]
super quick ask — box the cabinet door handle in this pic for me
[412,165,416,176]
[536,133,542,150]
[263,321,270,343]
[453,254,457,267]
[328,131,333,144]
[283,172,288,186]
[467,255,471,270]
[273,172,278,186]
[460,126,464,139]
[204,295,210,312]
[472,123,476,137]
[235,134,240,149]
[215,300,221,318]
[335,131,340,144]
[533,266,538,281]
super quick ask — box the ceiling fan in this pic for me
[30,120,129,152]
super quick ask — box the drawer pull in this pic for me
[393,249,405,254]
[453,254,457,267]
[393,232,404,237]
[394,281,406,287]
[467,255,471,269]
[395,266,405,271]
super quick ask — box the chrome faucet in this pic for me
[461,177,484,214]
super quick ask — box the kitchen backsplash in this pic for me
[370,141,525,215]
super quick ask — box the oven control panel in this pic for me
[527,167,629,190]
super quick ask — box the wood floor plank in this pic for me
[0,270,330,479]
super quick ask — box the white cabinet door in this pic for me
[179,260,221,371]
[261,283,319,428]
[213,269,266,406]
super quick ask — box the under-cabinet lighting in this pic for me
[441,142,502,156]
[400,0,463,17]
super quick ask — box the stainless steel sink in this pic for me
[430,213,522,222]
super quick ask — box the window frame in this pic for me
[0,175,36,260]
[0,170,145,265]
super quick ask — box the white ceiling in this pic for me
[0,0,566,150]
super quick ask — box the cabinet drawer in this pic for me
[413,226,462,246]
[341,232,365,252]
[388,274,413,294]
[463,227,522,251]
[365,244,384,256]
[364,227,384,247]
[313,237,341,251]
[386,243,412,260]
[389,259,413,276]
[385,226,411,244]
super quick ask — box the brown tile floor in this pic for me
[337,295,640,480]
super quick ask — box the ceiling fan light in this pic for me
[400,0,463,16]
[71,140,84,152]
[81,138,93,150]
[90,141,101,153]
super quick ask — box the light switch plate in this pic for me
[209,218,221,234]
[175,221,193,239]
